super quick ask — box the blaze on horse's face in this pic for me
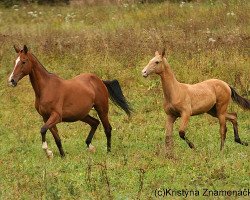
[8,45,32,87]
[141,51,165,78]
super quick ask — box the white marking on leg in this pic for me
[88,143,96,153]
[42,141,53,158]
[8,56,20,83]
[42,141,48,149]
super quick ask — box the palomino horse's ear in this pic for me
[23,45,28,54]
[155,51,160,56]
[161,48,166,57]
[14,45,20,53]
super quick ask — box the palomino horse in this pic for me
[8,45,132,158]
[142,50,249,153]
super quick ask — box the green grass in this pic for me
[0,1,249,199]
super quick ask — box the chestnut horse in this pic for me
[8,45,132,158]
[142,50,249,154]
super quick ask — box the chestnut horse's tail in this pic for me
[230,86,250,110]
[103,80,132,116]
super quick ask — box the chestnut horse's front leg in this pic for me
[41,112,61,158]
[49,125,65,157]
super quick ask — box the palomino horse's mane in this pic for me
[30,53,52,75]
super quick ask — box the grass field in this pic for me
[0,1,249,199]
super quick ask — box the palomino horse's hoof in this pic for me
[165,153,176,160]
[87,144,96,153]
[241,141,248,146]
[188,142,195,149]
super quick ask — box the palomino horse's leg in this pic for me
[218,114,227,150]
[81,115,100,153]
[49,126,65,157]
[179,113,195,149]
[165,115,177,157]
[41,112,61,158]
[226,112,248,146]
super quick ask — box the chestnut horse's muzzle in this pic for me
[9,78,17,87]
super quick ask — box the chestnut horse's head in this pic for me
[8,45,32,87]
[141,49,166,77]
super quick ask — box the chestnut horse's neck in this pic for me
[159,59,179,103]
[28,53,51,98]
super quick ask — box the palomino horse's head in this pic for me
[8,45,32,87]
[142,49,166,77]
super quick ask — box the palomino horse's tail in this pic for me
[230,86,250,110]
[103,80,132,116]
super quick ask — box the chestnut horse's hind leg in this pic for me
[226,112,248,146]
[49,125,65,157]
[81,115,100,152]
[99,113,112,152]
[94,108,112,152]
[179,113,195,149]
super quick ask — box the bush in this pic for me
[0,0,69,7]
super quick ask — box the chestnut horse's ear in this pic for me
[161,48,166,57]
[14,45,20,53]
[23,45,28,54]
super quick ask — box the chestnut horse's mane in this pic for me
[30,53,52,75]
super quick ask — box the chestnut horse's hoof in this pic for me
[87,144,96,153]
[46,149,53,159]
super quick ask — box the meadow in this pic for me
[0,0,249,199]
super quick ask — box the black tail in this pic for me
[230,86,250,110]
[103,80,132,116]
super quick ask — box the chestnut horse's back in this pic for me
[75,73,132,116]
[74,73,109,110]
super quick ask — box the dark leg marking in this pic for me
[179,131,195,149]
[104,124,112,152]
[233,125,248,146]
[40,127,48,142]
[50,126,65,157]
[82,115,100,148]
[226,112,248,146]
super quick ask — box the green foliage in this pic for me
[0,1,249,199]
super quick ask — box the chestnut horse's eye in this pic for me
[22,61,26,65]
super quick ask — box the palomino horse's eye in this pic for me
[155,61,159,64]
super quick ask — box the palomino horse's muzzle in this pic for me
[141,69,148,78]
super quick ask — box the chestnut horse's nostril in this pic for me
[10,78,17,86]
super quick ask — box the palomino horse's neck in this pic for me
[159,59,179,103]
[28,54,51,98]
